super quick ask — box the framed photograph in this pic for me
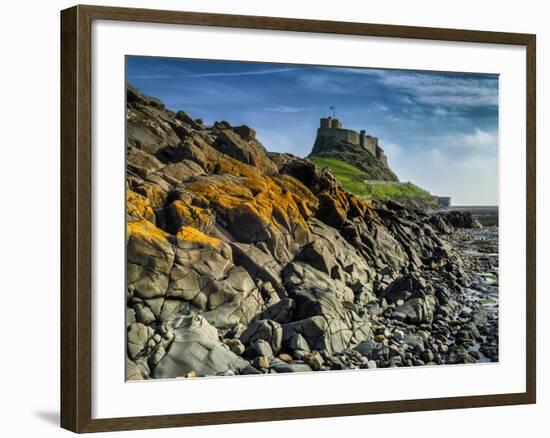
[60,4,536,433]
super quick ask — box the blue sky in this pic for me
[127,56,499,205]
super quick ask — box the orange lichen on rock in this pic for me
[168,200,214,233]
[176,225,223,249]
[127,190,154,222]
[347,193,370,218]
[182,134,260,179]
[184,174,318,252]
[273,174,319,219]
[127,219,169,244]
[134,182,167,209]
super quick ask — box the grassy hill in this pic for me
[309,157,436,206]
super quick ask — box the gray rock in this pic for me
[230,242,284,295]
[127,223,175,299]
[394,295,437,324]
[306,351,324,371]
[133,302,157,325]
[403,333,425,351]
[153,315,248,378]
[253,356,271,369]
[166,236,265,329]
[259,299,295,324]
[270,358,313,373]
[126,357,144,380]
[240,319,283,354]
[248,339,274,359]
[288,333,310,353]
[393,329,405,342]
[421,349,435,363]
[226,339,246,356]
[126,308,136,325]
[127,322,155,360]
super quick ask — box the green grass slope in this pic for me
[309,157,436,206]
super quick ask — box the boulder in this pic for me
[270,358,312,373]
[127,220,175,299]
[259,299,295,324]
[153,315,248,378]
[394,295,438,324]
[239,319,283,354]
[213,128,278,175]
[127,322,156,360]
[166,227,265,329]
[247,339,274,359]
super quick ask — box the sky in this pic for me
[127,56,499,206]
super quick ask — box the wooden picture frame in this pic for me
[60,4,536,433]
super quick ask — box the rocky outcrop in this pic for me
[125,85,498,379]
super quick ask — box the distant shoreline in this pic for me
[443,206,498,227]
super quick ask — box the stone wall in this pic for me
[315,127,360,151]
[362,135,377,157]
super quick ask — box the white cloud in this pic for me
[327,68,498,108]
[265,105,304,113]
[378,72,498,108]
[191,68,296,78]
[379,141,402,156]
[441,128,498,150]
[463,128,497,148]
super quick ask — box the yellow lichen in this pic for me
[136,183,166,209]
[127,219,169,244]
[183,174,318,246]
[176,226,222,248]
[127,190,154,221]
[170,200,213,231]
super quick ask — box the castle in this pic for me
[311,116,389,167]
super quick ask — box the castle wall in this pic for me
[363,136,377,157]
[316,127,360,146]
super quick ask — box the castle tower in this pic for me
[320,117,342,129]
[320,117,333,128]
